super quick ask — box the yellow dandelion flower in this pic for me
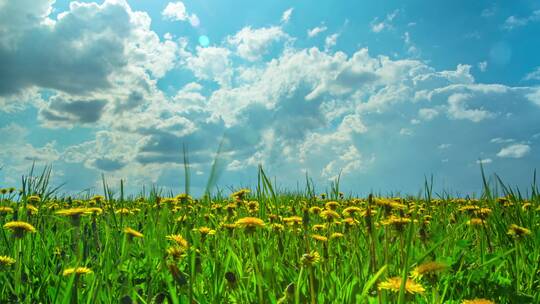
[124,227,144,238]
[231,189,250,200]
[309,206,322,214]
[270,223,284,232]
[4,221,36,236]
[283,216,302,225]
[235,217,265,230]
[311,234,328,242]
[330,232,344,240]
[55,207,90,217]
[343,217,359,227]
[467,218,486,227]
[311,224,327,231]
[166,234,189,249]
[26,204,39,215]
[378,276,425,294]
[462,299,495,304]
[62,267,93,277]
[381,215,411,231]
[300,251,321,266]
[115,208,131,215]
[320,210,340,221]
[166,246,187,260]
[0,255,16,266]
[27,195,41,204]
[197,226,216,236]
[410,261,447,279]
[0,206,14,215]
[221,223,237,231]
[343,206,362,217]
[325,201,340,210]
[507,224,531,239]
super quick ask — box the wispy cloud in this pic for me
[370,9,399,33]
[503,10,540,30]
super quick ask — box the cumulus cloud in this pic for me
[447,93,495,122]
[496,144,531,158]
[2,1,540,192]
[227,26,288,61]
[162,1,199,26]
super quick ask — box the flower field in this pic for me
[0,170,539,303]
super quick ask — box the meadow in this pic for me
[0,165,539,303]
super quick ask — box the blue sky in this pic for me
[1,0,539,196]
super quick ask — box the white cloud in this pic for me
[162,1,199,26]
[399,128,413,136]
[490,137,514,144]
[324,33,339,50]
[503,10,540,30]
[418,108,439,121]
[227,26,288,61]
[370,9,399,33]
[281,8,293,23]
[307,25,327,38]
[447,93,495,122]
[496,144,531,158]
[524,67,540,81]
[186,46,233,86]
[478,61,488,72]
[438,144,451,149]
[476,158,492,164]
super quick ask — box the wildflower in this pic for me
[0,189,6,195]
[0,206,14,215]
[343,217,359,227]
[221,223,237,232]
[311,224,326,232]
[166,234,189,249]
[4,221,36,237]
[320,210,340,222]
[124,227,144,239]
[197,226,216,237]
[467,218,486,227]
[330,232,344,240]
[231,189,250,201]
[507,224,531,239]
[235,217,265,231]
[0,255,16,267]
[309,206,322,214]
[167,246,187,260]
[343,206,362,217]
[283,216,302,226]
[300,251,321,266]
[378,276,425,294]
[325,201,340,210]
[381,215,411,231]
[27,195,41,204]
[311,234,328,242]
[26,204,39,215]
[63,267,93,277]
[459,205,480,213]
[462,299,495,304]
[86,207,103,215]
[92,195,105,203]
[115,208,131,215]
[270,223,284,232]
[410,261,447,280]
[56,208,90,217]
[246,201,259,213]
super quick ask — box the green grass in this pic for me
[0,168,539,303]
